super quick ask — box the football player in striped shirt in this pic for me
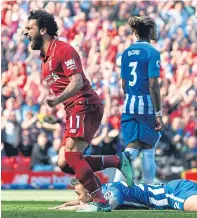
[50,178,197,212]
[119,16,164,184]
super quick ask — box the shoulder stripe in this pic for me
[136,184,145,191]
[148,187,165,195]
[120,181,128,187]
[166,194,184,203]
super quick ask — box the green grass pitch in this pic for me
[2,190,197,218]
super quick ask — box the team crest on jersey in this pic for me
[51,72,60,81]
[45,72,60,86]
[104,191,113,199]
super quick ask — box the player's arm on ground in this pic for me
[48,200,80,210]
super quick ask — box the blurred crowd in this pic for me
[1,1,197,181]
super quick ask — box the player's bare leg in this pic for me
[184,195,197,211]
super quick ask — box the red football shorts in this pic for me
[61,104,104,146]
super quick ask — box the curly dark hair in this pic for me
[128,16,156,40]
[28,10,58,36]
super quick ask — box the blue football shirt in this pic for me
[102,180,197,210]
[121,41,160,115]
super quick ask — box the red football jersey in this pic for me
[41,38,102,112]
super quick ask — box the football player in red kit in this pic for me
[24,10,133,212]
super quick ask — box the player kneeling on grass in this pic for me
[49,177,197,212]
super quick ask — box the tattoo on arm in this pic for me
[58,73,83,103]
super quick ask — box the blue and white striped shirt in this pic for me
[102,180,191,210]
[121,41,160,115]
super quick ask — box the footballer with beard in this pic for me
[23,10,133,212]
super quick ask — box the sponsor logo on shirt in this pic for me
[69,129,77,134]
[64,59,77,70]
[128,50,140,56]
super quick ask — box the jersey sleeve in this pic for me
[103,186,124,209]
[60,44,83,78]
[148,50,160,78]
[120,52,126,79]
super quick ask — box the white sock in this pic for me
[113,148,139,182]
[142,148,156,184]
[125,148,139,160]
[113,169,126,182]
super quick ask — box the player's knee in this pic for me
[57,146,67,169]
[58,155,67,169]
[126,140,140,149]
[65,137,88,152]
[57,152,75,175]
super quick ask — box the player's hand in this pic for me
[45,96,60,108]
[155,116,164,131]
[48,203,67,210]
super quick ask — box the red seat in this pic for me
[2,157,15,171]
[14,156,31,171]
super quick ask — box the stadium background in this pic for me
[1,0,197,191]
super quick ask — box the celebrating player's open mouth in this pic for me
[27,33,43,50]
[24,20,43,50]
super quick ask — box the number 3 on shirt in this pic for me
[129,61,138,87]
